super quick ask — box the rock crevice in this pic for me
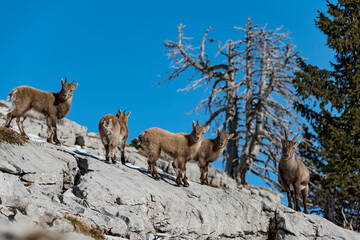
[0,102,359,240]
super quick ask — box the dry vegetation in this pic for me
[0,127,27,145]
[64,215,105,240]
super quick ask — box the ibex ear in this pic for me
[126,111,131,117]
[192,121,196,128]
[73,83,78,89]
[228,133,234,140]
[204,126,210,132]
[118,109,122,114]
[61,78,64,85]
[294,140,300,148]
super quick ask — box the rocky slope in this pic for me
[0,101,359,240]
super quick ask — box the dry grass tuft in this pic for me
[9,205,26,215]
[0,127,27,145]
[23,231,53,240]
[64,215,105,240]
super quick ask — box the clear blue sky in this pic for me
[0,1,332,185]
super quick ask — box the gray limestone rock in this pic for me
[51,218,75,232]
[0,101,359,240]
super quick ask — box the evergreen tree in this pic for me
[294,0,360,230]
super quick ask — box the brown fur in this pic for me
[98,109,130,164]
[138,121,209,186]
[278,131,310,214]
[3,77,78,144]
[194,129,233,185]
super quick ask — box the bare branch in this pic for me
[161,19,310,189]
[203,108,226,126]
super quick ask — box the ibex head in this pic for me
[281,131,300,161]
[60,77,78,101]
[116,109,131,123]
[191,120,209,143]
[216,128,234,148]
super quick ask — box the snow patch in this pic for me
[105,235,128,240]
[62,188,77,198]
[28,134,47,143]
[0,107,9,116]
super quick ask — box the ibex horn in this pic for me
[196,120,199,125]
[65,77,67,83]
[284,130,288,141]
[71,79,75,84]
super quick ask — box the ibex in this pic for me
[3,77,78,144]
[278,131,310,214]
[193,129,233,185]
[138,121,209,187]
[98,109,131,164]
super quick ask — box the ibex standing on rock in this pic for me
[98,109,131,164]
[278,131,310,214]
[138,121,209,187]
[4,77,78,145]
[194,129,233,185]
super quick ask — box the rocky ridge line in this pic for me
[0,100,359,240]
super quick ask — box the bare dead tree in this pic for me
[161,18,303,187]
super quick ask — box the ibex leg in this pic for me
[16,117,29,139]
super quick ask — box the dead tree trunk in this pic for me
[162,18,303,187]
[224,41,239,177]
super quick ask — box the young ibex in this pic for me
[98,109,131,164]
[194,129,233,185]
[138,121,209,187]
[278,131,310,214]
[3,77,78,144]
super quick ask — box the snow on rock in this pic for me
[0,100,359,240]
